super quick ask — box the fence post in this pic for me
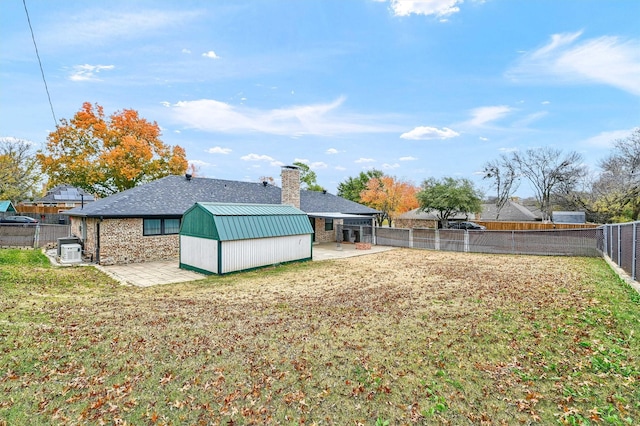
[617,225,622,268]
[435,228,440,251]
[409,229,413,248]
[633,223,637,281]
[33,224,40,248]
[464,230,469,252]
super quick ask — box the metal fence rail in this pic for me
[370,226,603,258]
[0,224,71,248]
[602,222,638,281]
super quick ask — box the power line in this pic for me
[22,0,58,128]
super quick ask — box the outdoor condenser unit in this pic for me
[60,243,82,264]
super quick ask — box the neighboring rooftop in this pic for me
[65,175,378,218]
[36,185,96,203]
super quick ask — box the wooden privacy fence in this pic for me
[0,224,71,248]
[373,226,603,257]
[474,221,600,231]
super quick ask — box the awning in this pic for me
[306,212,374,220]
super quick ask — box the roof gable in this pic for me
[37,185,95,203]
[0,200,17,213]
[181,202,314,241]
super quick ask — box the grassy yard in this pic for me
[0,248,638,425]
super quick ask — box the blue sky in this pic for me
[1,0,639,197]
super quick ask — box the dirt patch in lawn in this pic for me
[1,249,638,425]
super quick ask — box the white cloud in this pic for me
[399,156,417,161]
[334,166,347,171]
[382,163,400,169]
[400,126,459,140]
[47,9,201,47]
[172,97,397,136]
[182,48,192,54]
[541,101,551,105]
[309,161,328,169]
[498,147,519,153]
[160,101,171,108]
[507,31,640,96]
[479,137,489,141]
[241,153,275,162]
[202,50,220,59]
[467,106,512,126]
[189,159,210,167]
[207,146,232,154]
[513,111,548,127]
[326,148,340,154]
[355,158,376,163]
[582,128,636,148]
[69,64,114,81]
[389,0,462,18]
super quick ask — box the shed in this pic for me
[0,200,17,213]
[552,211,586,224]
[179,202,314,275]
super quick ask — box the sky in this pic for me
[1,0,639,198]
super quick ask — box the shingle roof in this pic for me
[37,185,95,203]
[65,175,378,218]
[479,201,541,221]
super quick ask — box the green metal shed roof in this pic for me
[181,202,314,241]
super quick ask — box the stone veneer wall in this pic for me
[394,218,437,229]
[313,217,342,243]
[98,218,179,265]
[71,217,179,265]
[281,166,300,209]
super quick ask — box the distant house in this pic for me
[0,200,17,214]
[64,167,378,265]
[478,200,542,222]
[396,200,541,229]
[19,185,95,213]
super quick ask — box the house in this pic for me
[396,200,541,229]
[478,200,542,222]
[0,200,17,214]
[179,203,314,275]
[64,166,377,265]
[18,185,96,222]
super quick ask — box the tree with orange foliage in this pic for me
[360,175,418,226]
[37,102,188,197]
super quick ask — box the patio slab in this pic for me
[75,243,398,287]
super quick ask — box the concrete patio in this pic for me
[92,242,396,287]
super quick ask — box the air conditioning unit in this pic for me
[60,243,82,264]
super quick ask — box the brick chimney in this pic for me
[281,165,300,209]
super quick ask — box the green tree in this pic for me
[0,137,41,203]
[293,161,324,192]
[416,177,482,227]
[37,102,188,197]
[337,169,384,203]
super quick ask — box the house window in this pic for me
[143,218,180,236]
[325,218,333,231]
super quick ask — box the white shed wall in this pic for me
[180,235,219,274]
[221,234,311,274]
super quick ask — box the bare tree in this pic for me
[0,137,42,203]
[596,128,640,221]
[482,155,519,220]
[510,147,586,221]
